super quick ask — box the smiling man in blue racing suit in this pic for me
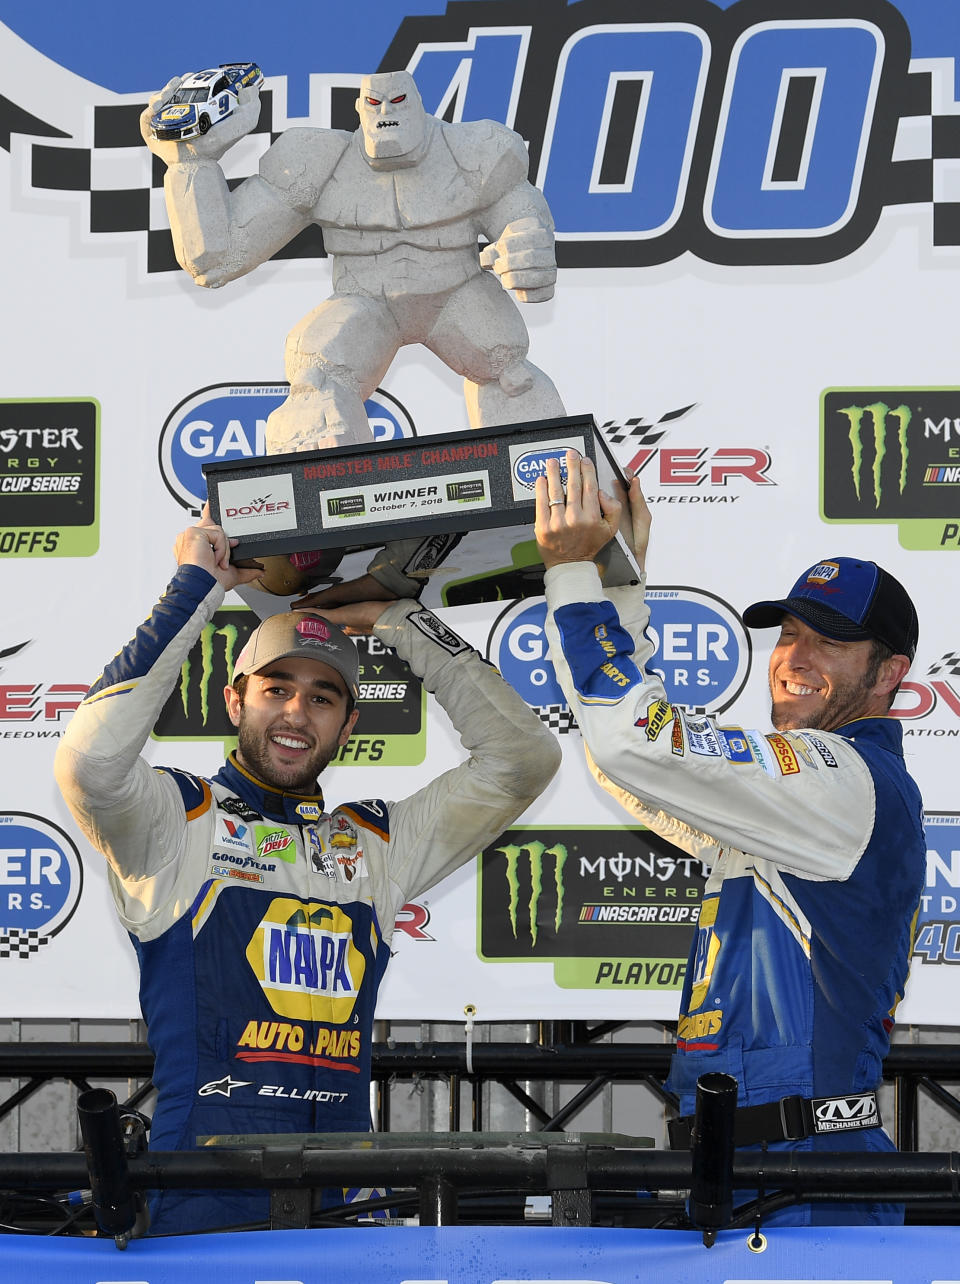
[55,516,560,1234]
[534,452,924,1227]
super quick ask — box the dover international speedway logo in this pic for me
[821,388,960,551]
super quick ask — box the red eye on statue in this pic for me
[365,97,382,106]
[390,94,407,104]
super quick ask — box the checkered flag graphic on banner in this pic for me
[0,929,48,959]
[5,80,367,273]
[5,55,960,273]
[927,651,960,678]
[537,704,579,735]
[600,405,696,447]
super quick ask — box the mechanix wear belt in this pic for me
[667,1090,882,1149]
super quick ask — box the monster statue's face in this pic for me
[356,71,428,163]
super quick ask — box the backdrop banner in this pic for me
[0,1,956,1020]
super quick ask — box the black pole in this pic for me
[77,1088,145,1248]
[688,1072,738,1246]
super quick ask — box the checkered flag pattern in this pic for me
[0,928,48,958]
[890,59,960,249]
[927,651,960,678]
[600,405,696,446]
[537,704,578,734]
[11,81,367,273]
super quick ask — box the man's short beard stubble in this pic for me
[770,647,887,734]
[235,700,351,793]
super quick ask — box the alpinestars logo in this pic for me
[600,408,774,496]
[821,388,960,550]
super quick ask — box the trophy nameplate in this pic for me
[204,414,640,607]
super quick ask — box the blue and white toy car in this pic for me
[149,62,263,141]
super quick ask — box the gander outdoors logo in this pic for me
[487,589,749,732]
[821,389,960,551]
[159,383,416,512]
[0,813,83,958]
[478,826,705,991]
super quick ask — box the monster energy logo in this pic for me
[839,402,911,508]
[178,620,240,727]
[498,842,567,946]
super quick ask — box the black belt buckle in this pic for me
[777,1094,810,1142]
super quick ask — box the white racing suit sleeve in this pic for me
[372,600,562,901]
[542,562,876,880]
[54,568,225,891]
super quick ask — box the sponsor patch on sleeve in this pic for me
[680,712,723,758]
[766,733,801,775]
[803,733,839,768]
[409,609,470,655]
[716,727,755,763]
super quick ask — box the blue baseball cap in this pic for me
[742,558,918,660]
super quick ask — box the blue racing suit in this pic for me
[543,562,925,1227]
[55,565,560,1234]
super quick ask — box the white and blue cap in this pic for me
[232,611,360,698]
[742,557,918,660]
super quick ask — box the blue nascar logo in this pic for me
[487,587,751,715]
[158,382,417,511]
[0,813,83,952]
[512,446,573,493]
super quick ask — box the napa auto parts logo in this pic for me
[0,641,87,738]
[913,813,960,966]
[893,650,960,738]
[487,588,750,730]
[159,383,416,512]
[821,388,960,552]
[0,813,83,958]
[14,1,959,273]
[600,406,774,497]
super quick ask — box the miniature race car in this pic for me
[149,62,263,141]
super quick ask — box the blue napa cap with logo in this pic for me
[742,557,918,660]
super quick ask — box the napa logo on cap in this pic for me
[807,562,840,584]
[508,437,585,500]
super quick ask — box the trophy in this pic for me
[204,414,640,608]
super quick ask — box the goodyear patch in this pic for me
[767,733,801,776]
